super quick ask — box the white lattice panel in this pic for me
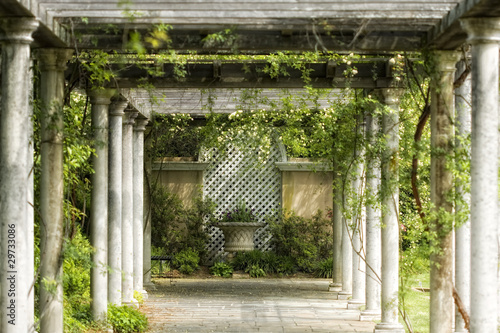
[201,142,283,264]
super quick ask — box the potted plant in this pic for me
[215,201,265,253]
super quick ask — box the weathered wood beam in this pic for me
[71,59,408,89]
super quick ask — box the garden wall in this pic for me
[152,166,333,217]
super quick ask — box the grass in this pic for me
[400,272,430,333]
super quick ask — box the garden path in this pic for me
[141,277,376,333]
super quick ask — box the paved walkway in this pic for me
[141,277,376,333]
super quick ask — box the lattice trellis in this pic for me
[201,142,283,264]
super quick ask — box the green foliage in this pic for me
[173,248,200,275]
[210,261,234,278]
[232,250,296,276]
[149,183,215,259]
[314,258,333,278]
[247,265,266,278]
[148,113,202,159]
[62,229,94,331]
[133,290,144,305]
[219,200,259,222]
[107,304,148,333]
[268,210,332,272]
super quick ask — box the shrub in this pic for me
[268,209,332,272]
[107,304,148,333]
[232,250,263,271]
[62,229,94,331]
[173,248,200,275]
[149,184,215,260]
[232,250,296,276]
[314,257,333,278]
[247,265,266,278]
[210,261,233,278]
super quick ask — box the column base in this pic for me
[141,289,149,299]
[374,322,405,333]
[360,308,381,321]
[337,291,352,300]
[329,282,342,292]
[347,299,364,310]
[144,281,156,291]
[123,298,139,309]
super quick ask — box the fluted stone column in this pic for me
[108,100,128,305]
[454,60,471,333]
[360,113,382,321]
[88,89,115,319]
[329,168,343,292]
[460,18,500,333]
[374,88,404,333]
[0,17,38,333]
[133,118,148,298]
[38,48,73,333]
[429,50,461,333]
[122,110,138,305]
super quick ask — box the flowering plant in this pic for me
[219,201,259,222]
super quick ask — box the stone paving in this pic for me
[141,278,376,332]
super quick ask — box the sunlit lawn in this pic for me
[400,272,430,333]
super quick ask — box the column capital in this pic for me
[88,89,116,106]
[432,50,461,73]
[460,18,500,44]
[134,119,149,132]
[123,111,139,126]
[0,18,39,44]
[380,88,404,106]
[36,48,74,72]
[109,100,128,117]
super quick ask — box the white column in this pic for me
[454,60,471,333]
[329,169,343,292]
[0,17,38,333]
[374,88,404,333]
[460,18,500,333]
[361,113,382,321]
[88,88,115,319]
[429,50,461,333]
[338,197,352,300]
[349,121,366,309]
[108,100,128,305]
[122,110,138,305]
[143,137,155,290]
[27,58,36,333]
[37,48,73,333]
[133,118,148,298]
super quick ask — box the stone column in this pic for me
[374,88,404,333]
[0,17,38,333]
[360,113,382,321]
[338,195,352,300]
[329,168,343,292]
[27,58,36,333]
[37,48,73,333]
[143,133,155,290]
[108,100,128,305]
[122,110,138,305]
[348,121,366,309]
[133,118,148,298]
[429,51,460,333]
[460,18,500,333]
[88,88,115,319]
[454,60,471,333]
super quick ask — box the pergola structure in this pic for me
[0,1,499,333]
